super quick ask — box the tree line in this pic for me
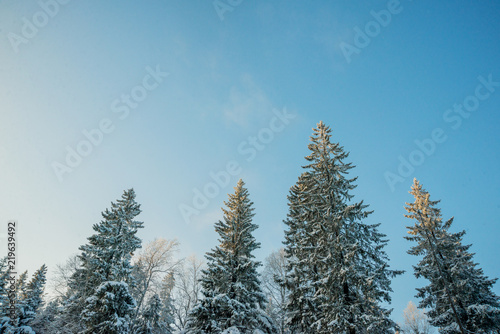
[1,121,499,333]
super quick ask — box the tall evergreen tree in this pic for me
[136,293,169,334]
[81,281,136,334]
[30,300,60,334]
[187,179,276,334]
[0,265,48,334]
[18,265,47,328]
[62,188,144,333]
[404,179,500,333]
[0,257,15,333]
[283,121,402,333]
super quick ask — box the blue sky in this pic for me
[1,0,499,324]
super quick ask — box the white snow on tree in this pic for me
[404,179,500,334]
[186,180,277,334]
[19,265,47,329]
[135,293,171,334]
[0,263,48,334]
[81,281,136,334]
[61,188,144,333]
[29,300,60,334]
[282,121,402,333]
[0,257,15,332]
[399,301,434,334]
[261,249,289,334]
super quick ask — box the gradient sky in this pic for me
[1,0,499,324]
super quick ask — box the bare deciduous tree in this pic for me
[132,238,180,317]
[262,248,289,334]
[172,254,204,331]
[49,254,80,300]
[400,301,434,334]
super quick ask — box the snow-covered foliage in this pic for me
[131,238,180,324]
[0,263,48,334]
[81,281,136,334]
[282,121,402,333]
[186,180,277,334]
[60,188,144,332]
[134,293,171,334]
[405,179,500,334]
[29,300,60,333]
[19,265,47,328]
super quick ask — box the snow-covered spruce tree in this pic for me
[136,293,169,334]
[283,121,402,333]
[63,188,144,333]
[5,271,29,332]
[0,257,15,332]
[30,300,60,334]
[0,265,48,334]
[404,179,500,334]
[186,179,276,334]
[18,265,48,329]
[81,281,136,334]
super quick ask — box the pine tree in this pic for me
[0,265,47,334]
[0,257,15,333]
[283,121,402,333]
[81,281,136,334]
[187,179,276,334]
[63,188,144,332]
[10,271,29,331]
[404,179,500,334]
[136,294,169,334]
[18,265,47,328]
[30,300,60,334]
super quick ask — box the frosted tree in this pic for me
[0,257,15,332]
[404,179,500,334]
[283,121,402,333]
[18,265,48,329]
[30,300,60,334]
[172,255,203,331]
[261,249,289,334]
[81,281,136,334]
[49,255,80,300]
[400,301,434,334]
[158,272,176,332]
[186,180,276,334]
[62,188,144,333]
[136,293,169,334]
[131,237,180,327]
[0,265,47,334]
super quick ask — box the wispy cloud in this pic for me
[223,74,274,128]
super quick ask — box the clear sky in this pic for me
[1,0,499,324]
